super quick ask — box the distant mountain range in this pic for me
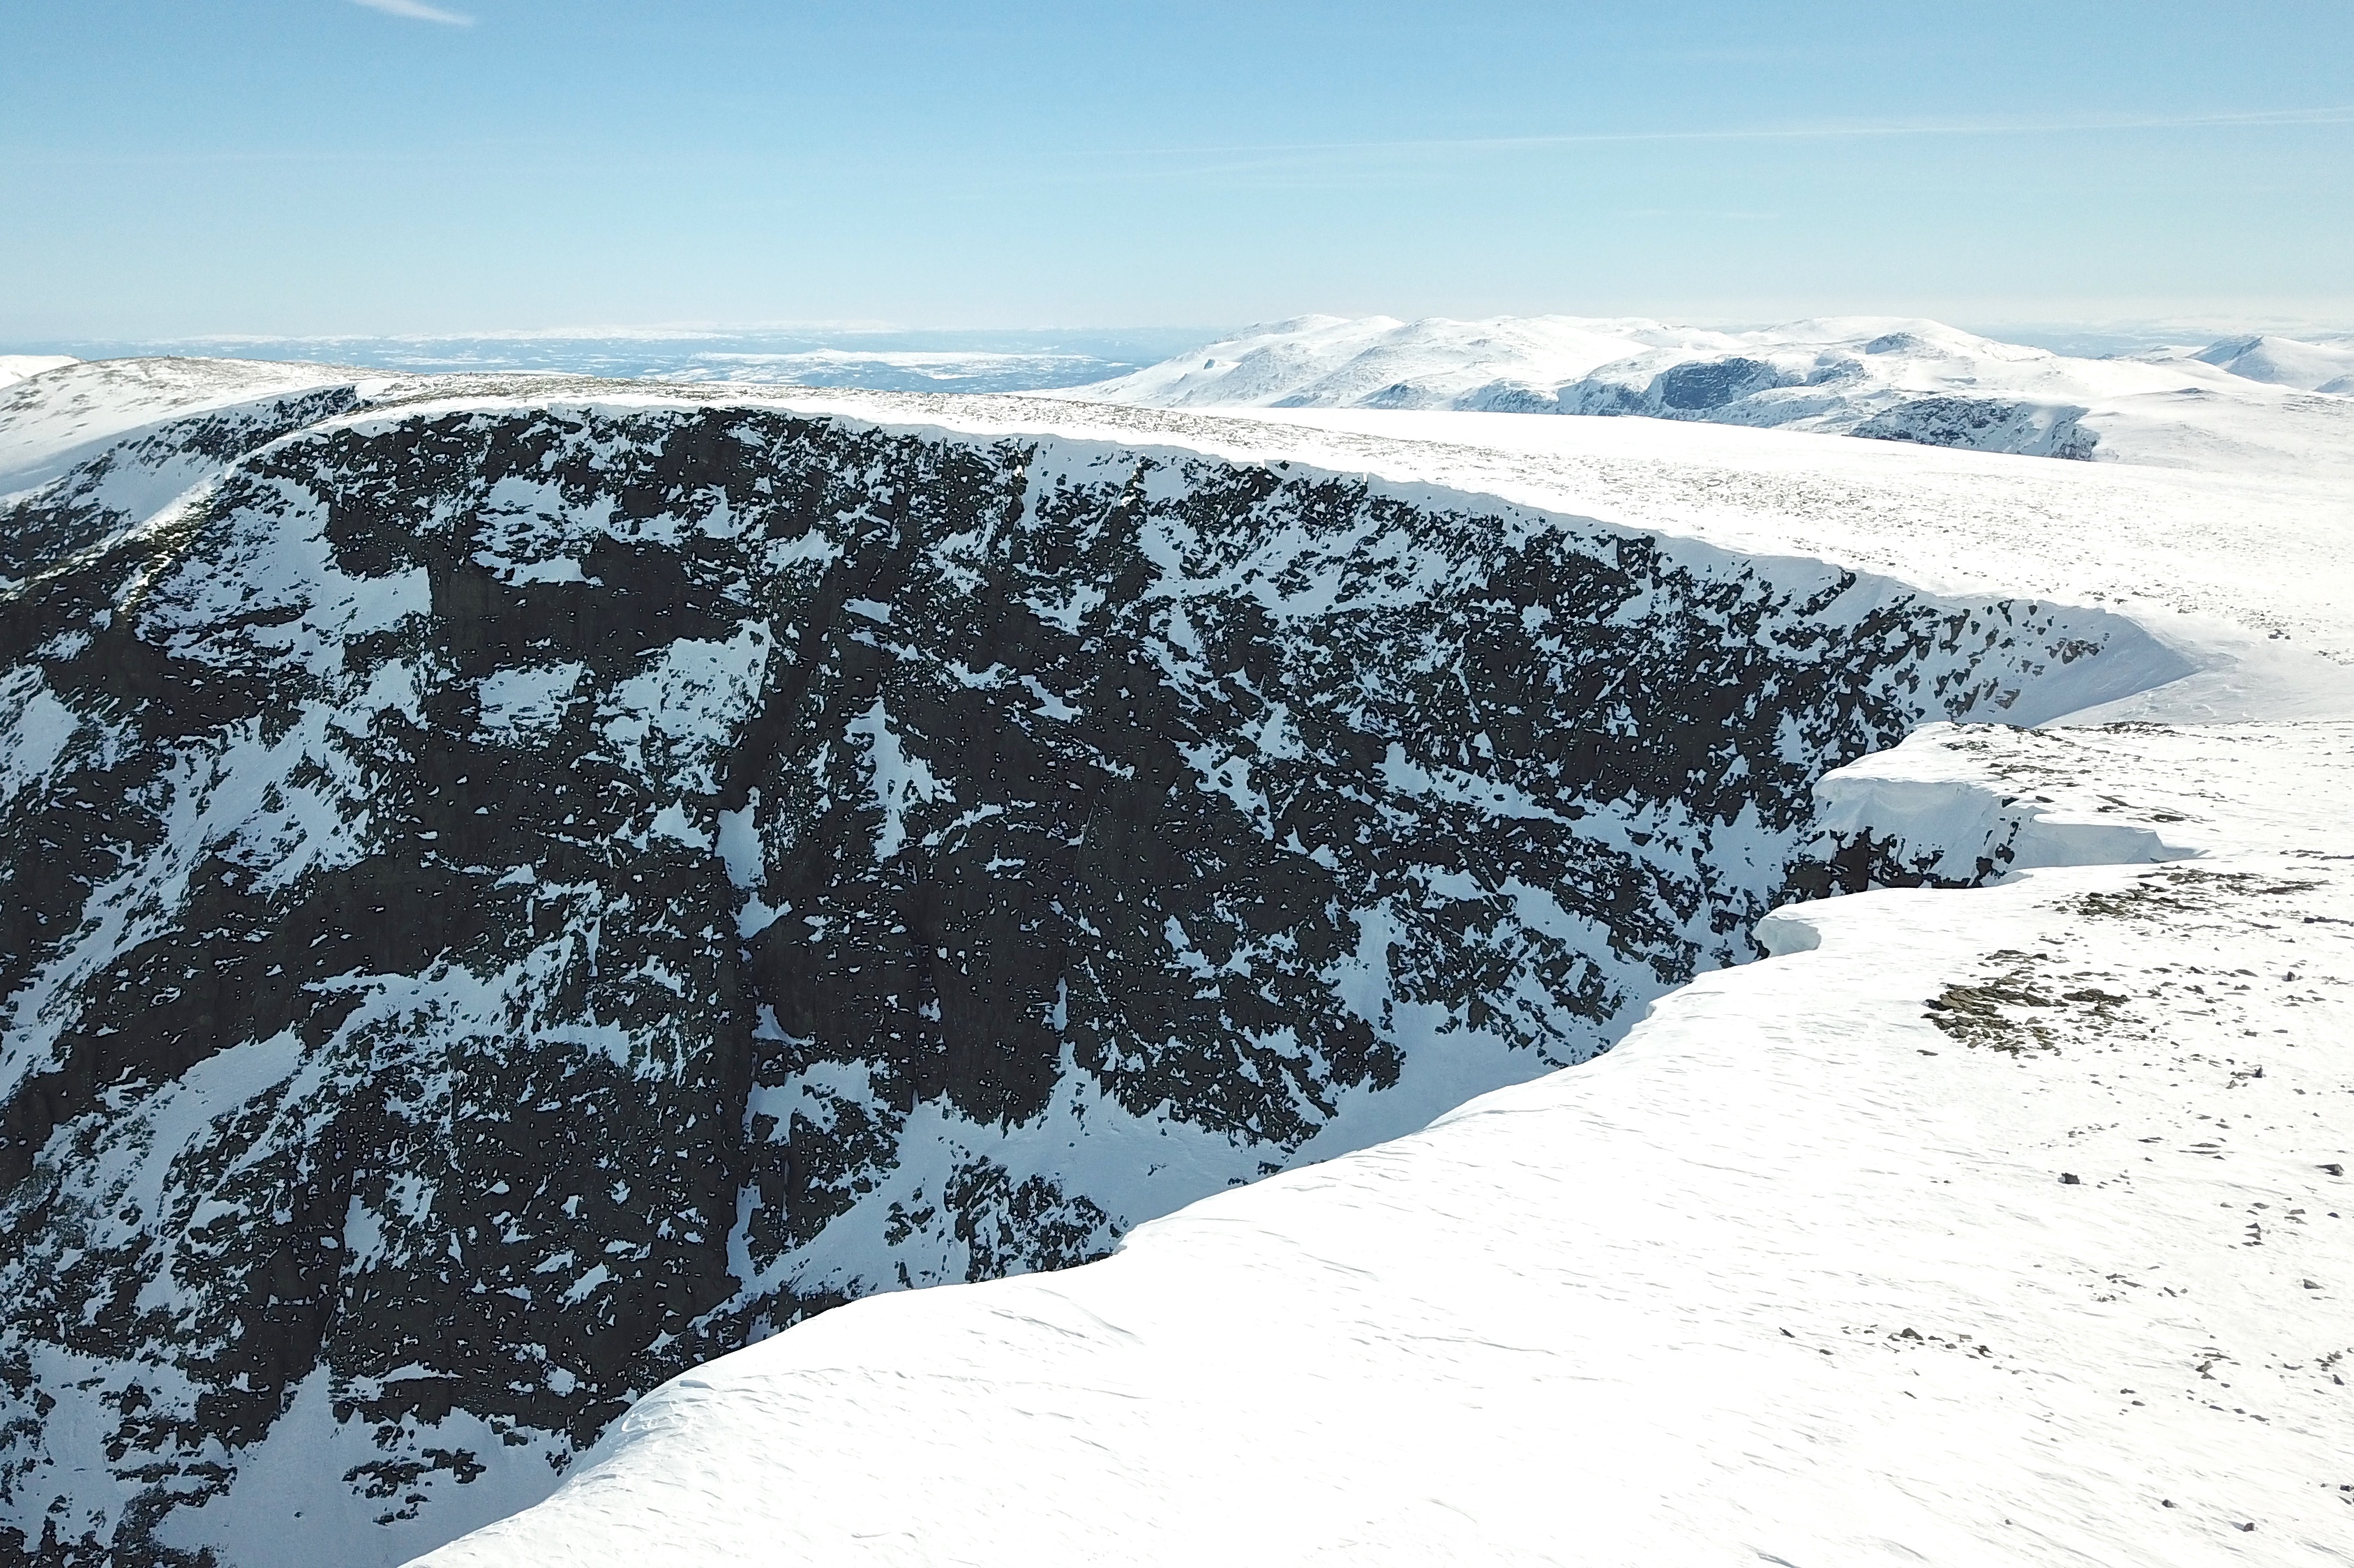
[0,329,1213,395]
[1063,315,2354,473]
[15,314,2346,475]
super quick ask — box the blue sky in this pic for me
[3,1,2350,339]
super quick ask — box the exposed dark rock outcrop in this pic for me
[0,377,2184,1565]
[1851,396,2100,461]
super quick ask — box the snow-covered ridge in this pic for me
[1065,314,2354,478]
[415,718,2354,1567]
[0,359,2341,1565]
[0,354,360,508]
[0,355,78,391]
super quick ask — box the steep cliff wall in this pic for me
[0,382,2184,1565]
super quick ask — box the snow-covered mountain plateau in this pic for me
[1069,315,2354,478]
[0,356,2346,1565]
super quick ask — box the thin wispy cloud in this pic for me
[1407,101,2354,151]
[1090,103,2354,177]
[347,0,474,25]
[1088,107,2354,193]
[7,100,2344,187]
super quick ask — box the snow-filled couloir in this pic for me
[0,356,2346,1565]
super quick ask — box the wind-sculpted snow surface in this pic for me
[0,372,2181,1565]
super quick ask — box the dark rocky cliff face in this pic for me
[0,378,2182,1565]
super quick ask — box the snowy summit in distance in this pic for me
[1066,313,2354,476]
[2177,333,2354,393]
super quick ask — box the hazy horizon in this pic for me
[10,315,2351,395]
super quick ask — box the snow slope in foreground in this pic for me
[417,719,2354,1567]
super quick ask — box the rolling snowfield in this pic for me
[0,350,2348,1566]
